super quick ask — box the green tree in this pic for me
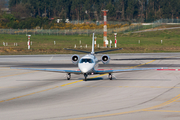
[9,0,21,7]
[11,3,31,19]
[106,2,116,20]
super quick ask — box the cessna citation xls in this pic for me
[13,33,162,81]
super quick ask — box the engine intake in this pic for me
[72,54,80,64]
[101,55,110,64]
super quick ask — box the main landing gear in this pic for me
[67,73,112,81]
[84,73,88,81]
[108,73,112,80]
[67,73,71,80]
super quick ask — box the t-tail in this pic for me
[91,33,95,55]
[64,33,123,54]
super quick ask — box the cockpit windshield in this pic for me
[79,59,94,63]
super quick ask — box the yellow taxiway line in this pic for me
[0,59,157,102]
[145,110,180,113]
[66,92,180,120]
[0,74,106,103]
[1,59,180,119]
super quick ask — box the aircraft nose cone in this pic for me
[81,68,89,73]
[78,62,94,74]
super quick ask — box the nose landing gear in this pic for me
[84,73,88,81]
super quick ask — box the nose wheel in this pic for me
[84,74,88,81]
[109,73,112,80]
[67,73,71,80]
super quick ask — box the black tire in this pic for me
[84,74,88,81]
[110,76,112,80]
[109,73,112,80]
[67,73,71,80]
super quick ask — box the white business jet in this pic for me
[13,33,162,81]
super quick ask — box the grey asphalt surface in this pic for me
[1,53,180,120]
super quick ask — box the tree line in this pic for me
[7,0,180,22]
[0,0,180,29]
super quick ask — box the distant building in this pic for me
[1,0,10,14]
[57,19,69,23]
[1,8,11,14]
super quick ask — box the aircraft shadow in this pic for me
[80,77,105,81]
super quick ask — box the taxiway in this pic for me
[1,53,180,120]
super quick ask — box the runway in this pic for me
[1,53,180,120]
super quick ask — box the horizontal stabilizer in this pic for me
[64,48,123,54]
[64,48,90,54]
[95,48,123,54]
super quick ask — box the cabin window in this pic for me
[80,59,94,63]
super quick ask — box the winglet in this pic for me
[91,33,95,55]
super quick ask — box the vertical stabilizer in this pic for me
[91,33,95,54]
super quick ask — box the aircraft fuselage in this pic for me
[78,54,98,74]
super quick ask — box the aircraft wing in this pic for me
[94,67,167,74]
[11,67,82,74]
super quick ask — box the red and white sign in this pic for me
[114,33,117,48]
[27,35,31,49]
[95,37,97,47]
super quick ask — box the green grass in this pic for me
[1,27,180,55]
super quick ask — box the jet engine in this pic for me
[71,54,80,64]
[101,55,110,64]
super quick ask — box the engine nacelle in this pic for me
[101,55,110,64]
[71,54,80,64]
